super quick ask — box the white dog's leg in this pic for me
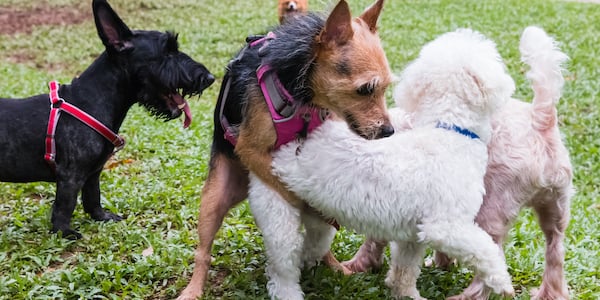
[248,173,304,300]
[417,222,515,298]
[530,192,571,300]
[301,212,337,269]
[385,241,427,300]
[446,195,511,300]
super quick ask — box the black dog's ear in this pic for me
[92,0,134,52]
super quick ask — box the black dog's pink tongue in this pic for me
[172,94,192,128]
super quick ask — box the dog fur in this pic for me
[248,28,516,299]
[278,0,309,24]
[0,0,214,239]
[177,1,394,299]
[344,26,573,300]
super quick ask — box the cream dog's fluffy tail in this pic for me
[519,26,569,131]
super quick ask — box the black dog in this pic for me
[0,0,214,239]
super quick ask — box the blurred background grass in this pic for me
[0,0,598,299]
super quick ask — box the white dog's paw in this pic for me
[267,280,304,300]
[390,290,427,300]
[393,294,427,300]
[385,273,427,300]
[484,275,514,298]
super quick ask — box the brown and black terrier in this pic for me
[178,0,393,299]
[278,0,309,24]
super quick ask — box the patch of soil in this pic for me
[0,4,88,35]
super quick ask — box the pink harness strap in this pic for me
[219,32,328,149]
[45,81,125,169]
[256,64,326,149]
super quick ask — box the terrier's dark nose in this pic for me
[205,73,215,85]
[199,73,215,90]
[380,124,395,138]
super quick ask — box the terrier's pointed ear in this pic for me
[359,0,384,33]
[319,0,353,46]
[92,0,134,52]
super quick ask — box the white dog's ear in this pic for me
[465,66,514,112]
[466,69,487,109]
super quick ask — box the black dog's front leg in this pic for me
[82,170,122,222]
[51,179,84,239]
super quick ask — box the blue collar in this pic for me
[436,121,480,139]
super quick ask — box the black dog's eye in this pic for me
[356,83,375,96]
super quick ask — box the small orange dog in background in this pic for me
[278,0,308,23]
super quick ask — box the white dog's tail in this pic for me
[519,26,569,131]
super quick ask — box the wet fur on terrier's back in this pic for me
[0,0,214,239]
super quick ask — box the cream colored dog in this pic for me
[344,26,573,300]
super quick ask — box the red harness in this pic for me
[45,81,125,169]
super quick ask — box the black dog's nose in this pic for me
[380,124,395,138]
[205,73,215,86]
[197,73,215,91]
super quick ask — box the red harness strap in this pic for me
[44,81,125,169]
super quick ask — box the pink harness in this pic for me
[256,64,327,149]
[45,81,125,169]
[220,34,338,229]
[220,33,328,149]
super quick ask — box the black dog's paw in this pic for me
[89,209,123,222]
[51,227,83,240]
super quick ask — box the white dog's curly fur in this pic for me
[249,28,516,299]
[344,26,573,300]
[435,26,572,300]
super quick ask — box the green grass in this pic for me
[0,0,598,299]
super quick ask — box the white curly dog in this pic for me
[344,26,572,300]
[249,28,516,299]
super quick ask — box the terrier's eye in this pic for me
[356,83,375,96]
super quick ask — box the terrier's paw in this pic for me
[431,251,456,270]
[322,252,354,275]
[341,255,383,274]
[51,227,83,240]
[90,209,123,222]
[338,263,354,275]
[341,259,365,274]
